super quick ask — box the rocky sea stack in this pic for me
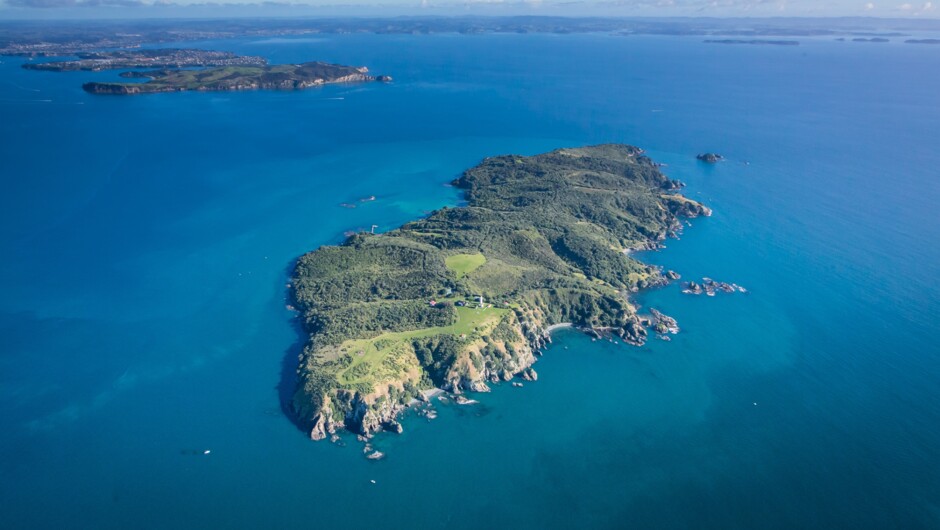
[697,153,724,163]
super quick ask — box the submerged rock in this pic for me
[455,395,479,405]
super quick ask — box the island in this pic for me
[82,62,392,95]
[704,39,800,46]
[697,153,724,163]
[22,48,267,71]
[682,278,747,296]
[289,144,711,441]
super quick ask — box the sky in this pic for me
[0,0,937,20]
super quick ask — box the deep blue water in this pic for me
[1,33,939,528]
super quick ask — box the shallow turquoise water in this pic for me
[1,34,939,528]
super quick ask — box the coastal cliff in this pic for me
[290,144,710,441]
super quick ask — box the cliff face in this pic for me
[440,310,539,393]
[188,72,374,92]
[303,297,657,440]
[307,311,542,440]
[291,144,709,441]
[82,82,149,94]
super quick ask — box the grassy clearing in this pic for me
[337,306,508,384]
[446,253,486,279]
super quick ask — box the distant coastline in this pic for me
[82,62,391,95]
[22,48,267,72]
[705,39,800,46]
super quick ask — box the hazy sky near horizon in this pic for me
[0,0,937,19]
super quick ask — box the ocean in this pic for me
[1,32,939,528]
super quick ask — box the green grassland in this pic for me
[335,306,508,386]
[445,253,487,279]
